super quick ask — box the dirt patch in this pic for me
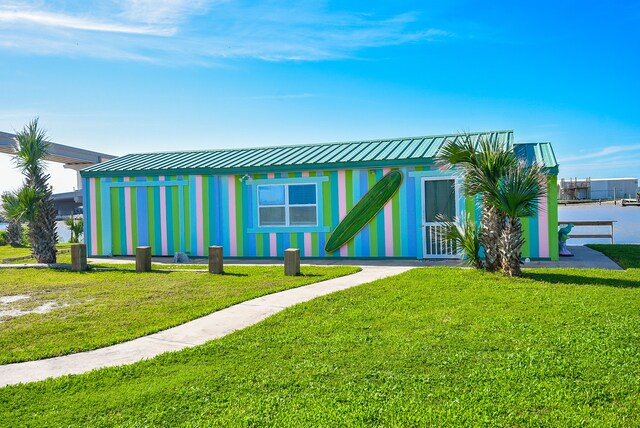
[0,296,68,321]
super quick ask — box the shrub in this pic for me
[0,230,7,246]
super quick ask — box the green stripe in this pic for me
[311,233,318,257]
[548,176,559,260]
[345,170,355,257]
[147,179,155,254]
[368,171,378,256]
[131,179,138,255]
[95,179,102,253]
[256,232,264,256]
[183,182,190,253]
[171,179,180,254]
[322,171,332,256]
[392,186,401,256]
[520,216,530,257]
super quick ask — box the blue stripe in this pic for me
[277,233,285,256]
[178,177,185,253]
[82,178,91,256]
[136,177,149,246]
[359,170,370,256]
[399,168,409,257]
[211,176,220,246]
[153,178,161,255]
[282,233,290,253]
[117,179,126,255]
[352,170,362,256]
[244,179,256,256]
[100,178,113,256]
[529,209,540,258]
[221,176,230,256]
[407,172,418,258]
[189,176,198,255]
[166,183,174,255]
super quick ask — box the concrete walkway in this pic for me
[523,245,623,270]
[0,265,411,388]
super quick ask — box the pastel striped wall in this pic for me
[83,168,559,260]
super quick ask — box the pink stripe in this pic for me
[90,178,98,255]
[270,233,277,256]
[228,176,237,256]
[301,171,309,177]
[383,168,394,256]
[159,176,168,256]
[304,232,312,257]
[538,190,549,258]
[124,177,133,255]
[338,170,348,256]
[268,173,275,179]
[195,175,204,256]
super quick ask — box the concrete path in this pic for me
[0,265,411,388]
[523,245,623,270]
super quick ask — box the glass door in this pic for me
[422,178,458,258]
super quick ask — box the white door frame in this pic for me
[420,176,461,259]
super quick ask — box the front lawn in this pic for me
[587,244,640,269]
[2,267,640,426]
[0,243,73,263]
[0,265,358,364]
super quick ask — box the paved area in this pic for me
[0,265,411,388]
[522,245,623,270]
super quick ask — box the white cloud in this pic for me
[0,9,173,36]
[561,144,640,162]
[0,1,448,63]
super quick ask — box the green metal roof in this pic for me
[82,131,558,178]
[513,142,558,171]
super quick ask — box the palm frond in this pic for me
[13,118,50,178]
[1,187,43,222]
[436,213,483,269]
[489,162,546,219]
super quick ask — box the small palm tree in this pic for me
[64,215,84,243]
[4,119,58,263]
[437,213,483,269]
[488,162,546,277]
[438,134,517,272]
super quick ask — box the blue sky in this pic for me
[1,0,639,194]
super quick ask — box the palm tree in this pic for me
[437,213,483,269]
[3,119,58,263]
[64,215,84,243]
[488,162,546,277]
[438,134,517,271]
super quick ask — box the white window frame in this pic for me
[257,183,318,227]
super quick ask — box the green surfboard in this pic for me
[325,170,403,253]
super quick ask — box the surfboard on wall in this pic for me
[324,170,403,253]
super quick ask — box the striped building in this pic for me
[80,131,560,260]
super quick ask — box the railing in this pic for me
[559,220,616,244]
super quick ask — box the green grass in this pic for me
[2,267,640,426]
[587,244,640,269]
[0,243,73,262]
[0,265,358,364]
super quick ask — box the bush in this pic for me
[0,230,7,246]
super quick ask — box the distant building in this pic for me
[559,177,638,200]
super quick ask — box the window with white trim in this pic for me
[257,183,318,227]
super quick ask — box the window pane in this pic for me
[258,185,285,206]
[259,207,286,226]
[289,206,317,226]
[289,184,316,205]
[424,180,455,222]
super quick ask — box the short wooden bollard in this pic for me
[209,246,224,274]
[284,248,300,276]
[71,244,87,272]
[136,246,152,272]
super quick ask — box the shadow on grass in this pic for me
[524,271,640,289]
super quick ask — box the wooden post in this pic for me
[209,246,224,274]
[136,246,152,272]
[284,248,300,276]
[71,244,87,272]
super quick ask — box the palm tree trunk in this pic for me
[6,219,23,247]
[29,187,58,264]
[480,203,504,272]
[499,217,525,277]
